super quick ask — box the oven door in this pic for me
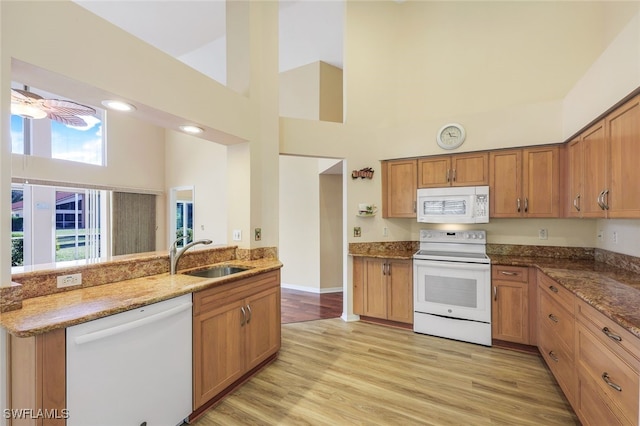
[413,259,491,323]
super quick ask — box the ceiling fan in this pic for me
[11,88,97,127]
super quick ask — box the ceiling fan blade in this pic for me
[11,88,44,102]
[46,112,88,127]
[45,99,97,116]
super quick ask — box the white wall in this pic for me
[165,130,228,246]
[279,155,321,291]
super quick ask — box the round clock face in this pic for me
[437,123,466,150]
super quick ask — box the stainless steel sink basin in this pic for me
[184,265,250,279]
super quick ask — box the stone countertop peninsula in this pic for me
[490,245,640,340]
[1,248,282,337]
[349,241,418,260]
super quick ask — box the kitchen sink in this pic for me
[184,265,251,279]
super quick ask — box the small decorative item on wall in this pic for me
[352,167,374,179]
[357,204,377,217]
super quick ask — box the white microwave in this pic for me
[417,186,489,224]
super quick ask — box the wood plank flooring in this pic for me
[192,319,579,425]
[280,288,343,324]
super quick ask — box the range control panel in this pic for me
[419,229,486,243]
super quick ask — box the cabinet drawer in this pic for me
[576,322,639,425]
[538,316,576,404]
[577,372,626,426]
[537,272,574,313]
[539,290,574,355]
[492,265,528,282]
[577,299,640,371]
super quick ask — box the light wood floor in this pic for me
[192,319,579,425]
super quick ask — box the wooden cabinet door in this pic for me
[492,281,529,344]
[386,259,413,324]
[244,286,281,371]
[382,159,417,218]
[522,146,560,217]
[581,120,608,218]
[490,149,522,217]
[418,156,451,188]
[363,257,388,318]
[352,257,364,315]
[451,152,489,186]
[567,137,583,217]
[607,95,640,218]
[193,299,245,409]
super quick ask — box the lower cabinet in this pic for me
[491,265,532,344]
[575,299,640,426]
[192,270,281,411]
[8,328,66,426]
[353,257,413,324]
[536,271,640,426]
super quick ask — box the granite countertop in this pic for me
[0,258,282,337]
[491,255,640,340]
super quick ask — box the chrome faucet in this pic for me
[170,237,213,274]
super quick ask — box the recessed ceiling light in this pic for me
[179,125,204,134]
[101,100,136,112]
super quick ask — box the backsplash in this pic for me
[2,246,278,312]
[487,244,595,259]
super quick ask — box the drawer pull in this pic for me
[548,351,559,362]
[500,271,519,276]
[602,327,622,342]
[548,313,559,323]
[548,285,558,293]
[602,373,622,392]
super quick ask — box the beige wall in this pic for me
[319,62,343,123]
[320,172,343,291]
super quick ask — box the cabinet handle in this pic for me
[573,194,581,212]
[446,169,450,183]
[517,198,521,212]
[524,197,528,213]
[240,306,246,326]
[548,313,559,323]
[413,201,417,213]
[602,189,609,210]
[500,271,518,276]
[548,351,559,363]
[493,286,497,301]
[386,263,391,276]
[602,327,622,342]
[597,190,606,210]
[246,304,252,324]
[602,372,622,392]
[548,285,558,293]
[452,169,456,182]
[382,263,386,276]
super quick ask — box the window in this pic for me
[176,200,194,247]
[10,184,106,270]
[11,83,105,166]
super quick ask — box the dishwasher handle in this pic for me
[74,301,193,345]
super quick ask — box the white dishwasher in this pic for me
[67,294,193,426]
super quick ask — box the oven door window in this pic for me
[414,261,491,323]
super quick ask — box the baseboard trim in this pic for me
[281,283,343,294]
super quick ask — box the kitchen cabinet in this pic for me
[353,257,413,324]
[575,298,640,426]
[566,95,640,219]
[8,328,66,426]
[192,270,281,411]
[491,265,532,345]
[489,146,561,218]
[381,159,417,218]
[417,152,489,188]
[537,272,577,406]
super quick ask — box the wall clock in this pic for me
[436,123,466,150]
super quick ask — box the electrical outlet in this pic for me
[254,228,262,241]
[538,228,548,240]
[57,273,82,288]
[232,229,242,241]
[612,231,618,244]
[383,227,388,237]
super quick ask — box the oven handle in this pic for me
[414,260,491,271]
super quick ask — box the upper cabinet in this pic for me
[418,152,489,188]
[489,146,561,218]
[566,94,640,219]
[381,159,417,218]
